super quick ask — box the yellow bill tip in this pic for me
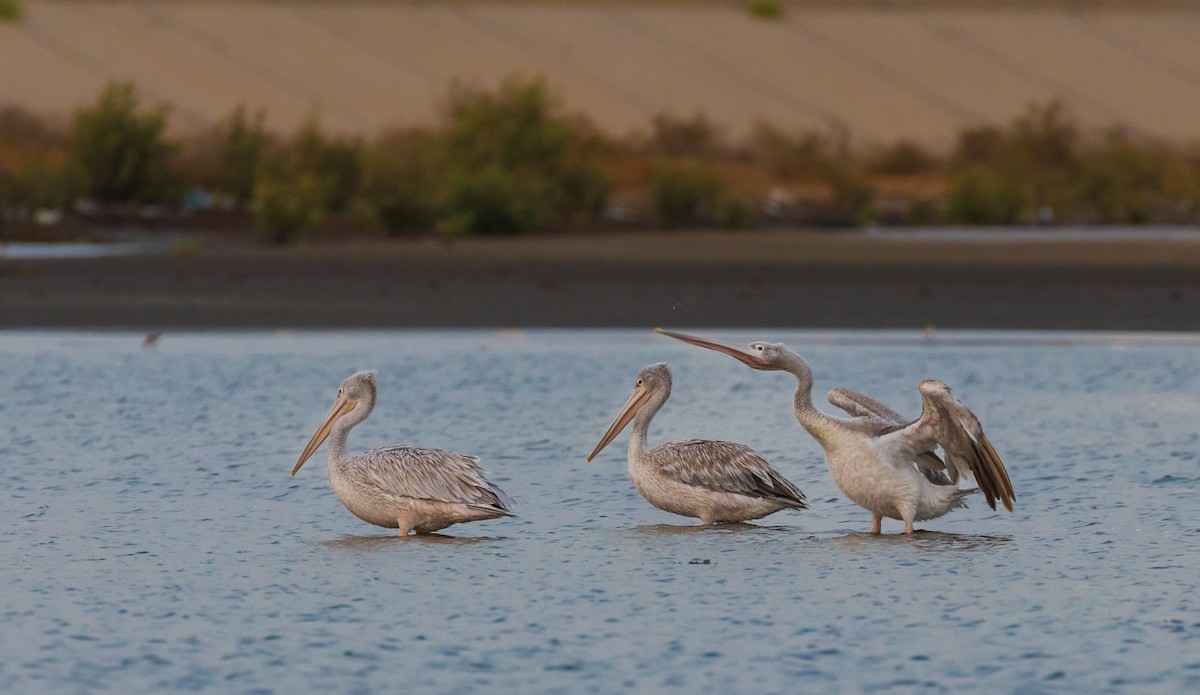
[653,327,663,334]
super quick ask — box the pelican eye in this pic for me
[755,344,765,352]
[636,379,643,386]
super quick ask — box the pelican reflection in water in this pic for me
[293,371,516,536]
[658,330,1015,534]
[588,362,807,526]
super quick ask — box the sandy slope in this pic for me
[3,1,1200,143]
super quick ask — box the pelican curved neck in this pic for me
[778,350,830,434]
[628,389,668,461]
[327,397,374,464]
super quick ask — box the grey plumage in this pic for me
[589,362,807,525]
[293,371,516,535]
[656,329,1015,534]
[649,440,807,508]
[344,446,516,516]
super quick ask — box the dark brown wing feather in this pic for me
[902,381,1015,511]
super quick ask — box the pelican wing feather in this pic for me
[891,381,1015,511]
[650,440,807,509]
[829,387,954,485]
[349,446,517,515]
[827,387,905,422]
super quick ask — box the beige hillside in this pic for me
[2,1,1200,144]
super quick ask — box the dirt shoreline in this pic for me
[2,231,1199,331]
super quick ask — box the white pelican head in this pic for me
[587,362,672,463]
[292,370,377,476]
[655,328,790,371]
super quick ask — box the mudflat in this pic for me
[2,230,1198,330]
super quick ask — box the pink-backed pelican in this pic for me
[293,371,515,536]
[657,330,1014,534]
[588,362,807,526]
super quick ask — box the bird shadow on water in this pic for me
[317,533,510,549]
[827,529,1014,553]
[625,522,805,537]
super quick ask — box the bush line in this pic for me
[3,78,1200,240]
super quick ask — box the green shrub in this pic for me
[362,129,440,235]
[253,170,326,243]
[1077,129,1169,223]
[952,125,1006,170]
[0,106,75,213]
[433,77,610,233]
[867,139,939,176]
[284,117,363,215]
[650,112,723,157]
[436,166,539,236]
[0,0,21,23]
[767,123,877,222]
[714,195,760,229]
[825,167,875,222]
[747,0,782,21]
[558,164,611,224]
[215,105,274,205]
[905,198,939,225]
[651,164,720,226]
[70,82,180,204]
[248,116,364,241]
[3,157,79,211]
[750,121,838,178]
[946,102,1083,223]
[1170,152,1200,217]
[944,165,1024,224]
[1008,101,1079,172]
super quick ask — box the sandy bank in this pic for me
[4,1,1200,143]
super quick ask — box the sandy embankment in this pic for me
[3,1,1200,144]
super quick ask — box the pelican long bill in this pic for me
[587,385,653,462]
[654,328,775,370]
[292,395,356,475]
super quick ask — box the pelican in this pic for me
[292,371,516,536]
[657,330,1015,534]
[588,362,807,525]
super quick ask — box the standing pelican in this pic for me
[657,330,1015,534]
[293,371,516,536]
[588,362,807,525]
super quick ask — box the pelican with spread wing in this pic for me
[657,330,1014,534]
[292,371,516,536]
[588,362,807,526]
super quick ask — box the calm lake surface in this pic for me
[1,330,1197,694]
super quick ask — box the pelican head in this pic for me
[655,328,789,371]
[587,362,671,462]
[292,370,377,476]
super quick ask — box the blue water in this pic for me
[1,330,1197,693]
[0,241,169,259]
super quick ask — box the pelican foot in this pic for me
[871,515,882,534]
[903,520,914,534]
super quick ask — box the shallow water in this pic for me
[1,330,1197,693]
